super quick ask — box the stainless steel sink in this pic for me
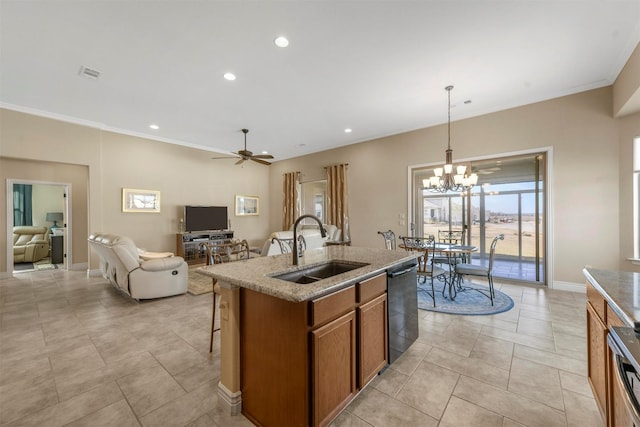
[271,261,370,284]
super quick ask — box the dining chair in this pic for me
[415,236,446,307]
[432,229,466,267]
[272,235,306,254]
[200,240,250,353]
[377,230,396,250]
[454,234,504,305]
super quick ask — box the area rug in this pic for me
[188,268,215,295]
[14,262,34,271]
[417,280,514,315]
[35,263,57,271]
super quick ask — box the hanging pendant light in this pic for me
[423,85,478,193]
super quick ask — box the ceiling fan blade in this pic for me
[211,155,239,160]
[251,157,272,166]
[235,158,246,165]
[252,154,274,159]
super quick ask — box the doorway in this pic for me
[411,152,547,285]
[8,179,70,274]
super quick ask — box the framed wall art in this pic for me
[122,188,161,213]
[235,195,259,216]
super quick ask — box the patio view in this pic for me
[415,153,546,285]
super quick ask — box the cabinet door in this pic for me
[587,301,607,419]
[610,355,633,427]
[358,293,388,387]
[607,305,628,427]
[311,310,357,427]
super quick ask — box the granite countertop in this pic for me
[197,245,418,302]
[583,268,640,327]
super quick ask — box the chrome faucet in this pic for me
[292,214,327,265]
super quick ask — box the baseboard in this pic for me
[0,271,11,280]
[87,268,102,277]
[67,262,88,271]
[552,280,586,293]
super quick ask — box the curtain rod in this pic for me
[323,163,349,169]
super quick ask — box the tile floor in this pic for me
[0,269,601,426]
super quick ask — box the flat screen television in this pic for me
[184,206,228,232]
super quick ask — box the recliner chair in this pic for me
[88,232,188,300]
[13,226,50,263]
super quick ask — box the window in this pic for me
[411,152,546,285]
[301,180,327,222]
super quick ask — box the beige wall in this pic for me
[0,109,271,274]
[269,87,640,286]
[2,88,639,285]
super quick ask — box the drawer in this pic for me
[310,285,356,328]
[357,273,387,304]
[607,303,627,328]
[586,281,607,322]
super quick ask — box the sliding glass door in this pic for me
[412,153,546,285]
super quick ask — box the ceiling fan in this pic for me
[211,129,274,166]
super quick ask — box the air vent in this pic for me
[78,65,101,79]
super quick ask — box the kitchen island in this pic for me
[198,245,418,427]
[583,268,640,426]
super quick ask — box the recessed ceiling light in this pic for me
[274,36,289,48]
[223,72,236,81]
[344,128,352,133]
[149,124,159,130]
[464,100,472,104]
[261,150,269,155]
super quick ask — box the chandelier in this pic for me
[423,85,478,193]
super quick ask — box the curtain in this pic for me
[282,171,300,230]
[13,184,33,226]
[326,164,350,241]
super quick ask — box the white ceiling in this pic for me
[1,1,639,161]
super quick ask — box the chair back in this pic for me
[399,235,433,250]
[416,235,437,276]
[272,235,306,254]
[438,230,465,245]
[200,240,250,265]
[487,234,505,273]
[377,230,396,250]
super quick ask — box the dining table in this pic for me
[399,238,478,300]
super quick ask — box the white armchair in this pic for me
[88,232,188,300]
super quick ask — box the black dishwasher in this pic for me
[387,260,419,364]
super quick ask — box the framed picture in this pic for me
[122,188,161,213]
[235,195,259,216]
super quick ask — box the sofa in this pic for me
[88,232,188,300]
[13,226,50,263]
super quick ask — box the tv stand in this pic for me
[176,231,234,265]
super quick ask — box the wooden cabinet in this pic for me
[586,280,627,427]
[240,272,388,427]
[607,304,627,427]
[587,300,607,418]
[357,273,388,388]
[311,311,357,427]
